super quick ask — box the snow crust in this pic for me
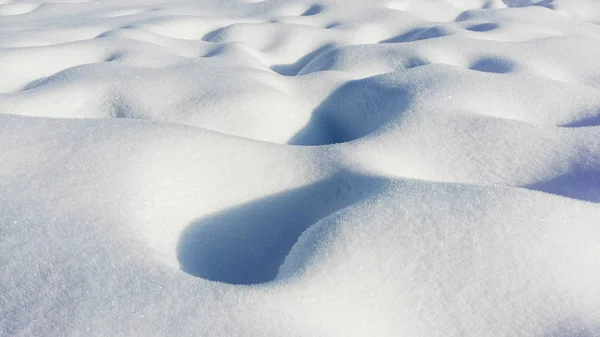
[2,0,600,336]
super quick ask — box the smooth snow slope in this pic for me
[2,0,600,336]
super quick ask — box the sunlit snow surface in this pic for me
[2,0,600,336]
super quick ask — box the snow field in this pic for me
[2,0,600,336]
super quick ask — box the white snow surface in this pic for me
[2,0,600,336]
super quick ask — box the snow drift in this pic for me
[1,0,600,336]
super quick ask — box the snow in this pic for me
[1,0,600,336]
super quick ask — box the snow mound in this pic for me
[1,0,600,336]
